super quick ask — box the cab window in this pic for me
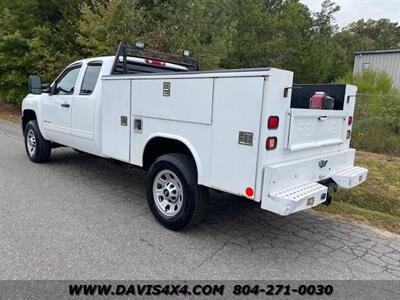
[80,61,102,95]
[54,65,81,95]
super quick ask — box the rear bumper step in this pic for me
[269,182,328,216]
[266,166,368,216]
[331,166,368,188]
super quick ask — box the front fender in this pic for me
[21,93,41,133]
[21,94,40,114]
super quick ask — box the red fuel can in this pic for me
[310,92,334,110]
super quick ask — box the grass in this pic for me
[316,151,400,235]
[0,101,20,122]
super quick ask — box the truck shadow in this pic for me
[49,148,361,241]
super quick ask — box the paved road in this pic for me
[1,119,400,280]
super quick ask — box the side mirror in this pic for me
[49,84,56,95]
[41,83,51,94]
[28,75,42,95]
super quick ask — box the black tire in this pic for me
[146,153,208,231]
[24,120,52,163]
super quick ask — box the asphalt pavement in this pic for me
[1,119,400,280]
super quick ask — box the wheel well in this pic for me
[143,137,198,175]
[22,110,37,132]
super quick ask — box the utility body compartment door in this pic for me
[131,78,213,124]
[101,80,131,162]
[209,77,264,197]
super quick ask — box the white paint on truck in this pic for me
[21,52,368,228]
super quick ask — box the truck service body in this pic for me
[22,43,368,230]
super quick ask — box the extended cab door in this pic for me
[41,63,82,146]
[71,61,103,154]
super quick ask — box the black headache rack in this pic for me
[111,42,200,75]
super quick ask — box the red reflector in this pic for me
[144,59,166,66]
[266,137,277,150]
[346,130,351,139]
[268,116,279,129]
[246,187,254,197]
[348,116,353,126]
[245,187,254,197]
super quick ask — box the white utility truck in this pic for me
[22,42,367,230]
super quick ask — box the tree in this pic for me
[1,0,399,104]
[303,0,345,82]
[312,0,339,36]
[77,0,147,56]
[77,0,235,70]
[219,0,344,83]
[0,0,87,103]
[340,19,400,50]
[335,70,400,156]
[333,18,400,81]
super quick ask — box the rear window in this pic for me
[80,61,102,95]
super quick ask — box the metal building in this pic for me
[353,49,400,89]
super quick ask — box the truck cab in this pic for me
[30,57,112,154]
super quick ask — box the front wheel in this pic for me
[24,120,52,163]
[146,153,208,231]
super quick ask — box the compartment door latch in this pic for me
[134,118,143,133]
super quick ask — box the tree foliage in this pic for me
[335,70,400,156]
[0,0,399,104]
[0,0,86,102]
[77,0,147,56]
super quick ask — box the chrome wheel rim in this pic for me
[153,170,183,217]
[26,129,36,157]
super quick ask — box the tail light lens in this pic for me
[266,137,277,150]
[268,116,279,129]
[346,130,351,139]
[348,116,353,126]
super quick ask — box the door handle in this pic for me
[61,103,70,108]
[318,116,327,121]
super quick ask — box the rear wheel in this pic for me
[146,153,208,230]
[24,120,51,162]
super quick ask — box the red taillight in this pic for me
[144,59,166,66]
[266,137,277,150]
[346,130,351,139]
[348,116,353,126]
[268,116,279,129]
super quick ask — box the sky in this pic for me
[300,0,400,28]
